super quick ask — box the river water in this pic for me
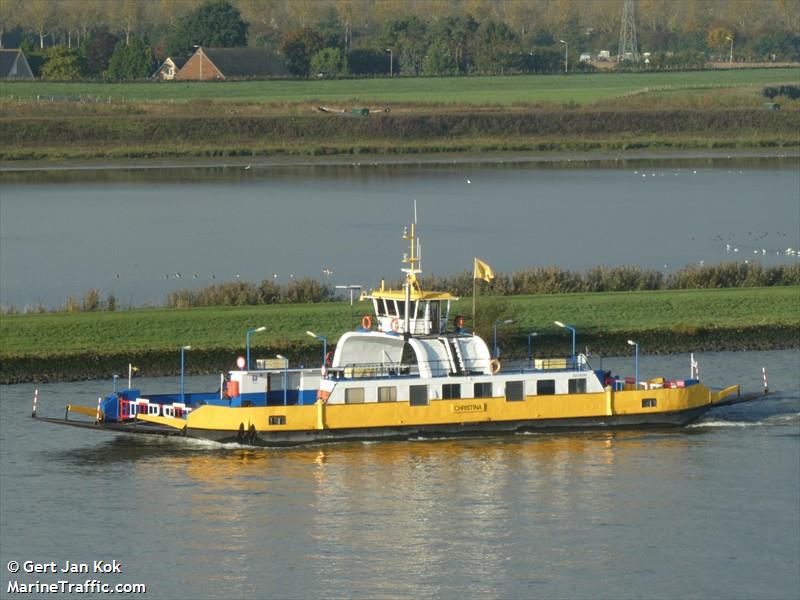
[1,350,798,599]
[1,156,798,309]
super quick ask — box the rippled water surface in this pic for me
[1,350,798,599]
[2,157,798,308]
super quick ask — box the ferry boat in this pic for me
[34,218,765,446]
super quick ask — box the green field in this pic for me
[2,69,798,106]
[3,286,797,358]
[2,286,797,382]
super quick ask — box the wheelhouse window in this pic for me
[378,386,397,402]
[345,388,365,404]
[474,382,493,398]
[410,385,428,406]
[376,298,387,316]
[505,381,524,401]
[642,398,657,408]
[442,383,461,399]
[568,378,587,394]
[536,380,556,395]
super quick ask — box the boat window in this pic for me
[376,299,386,316]
[396,300,405,320]
[268,415,286,425]
[568,378,587,394]
[442,383,461,399]
[386,300,397,317]
[536,380,556,395]
[410,385,428,406]
[505,381,524,401]
[345,388,365,404]
[642,398,657,408]
[474,382,493,398]
[378,386,397,402]
[430,301,441,334]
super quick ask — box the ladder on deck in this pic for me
[442,338,465,375]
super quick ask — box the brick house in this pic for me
[174,47,289,80]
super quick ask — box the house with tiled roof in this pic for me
[0,49,34,80]
[152,56,187,80]
[174,47,289,80]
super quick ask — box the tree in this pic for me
[310,47,346,77]
[21,0,54,48]
[168,0,247,56]
[471,21,520,75]
[381,16,428,76]
[0,0,22,49]
[346,48,389,75]
[82,31,120,77]
[707,26,733,52]
[40,45,84,79]
[278,27,322,77]
[422,39,457,76]
[106,37,154,80]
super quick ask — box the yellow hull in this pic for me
[179,383,739,443]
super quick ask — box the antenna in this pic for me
[618,0,639,62]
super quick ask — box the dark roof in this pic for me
[169,57,187,69]
[203,47,289,78]
[0,49,34,79]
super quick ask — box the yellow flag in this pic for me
[474,257,495,282]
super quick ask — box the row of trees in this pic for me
[3,0,799,80]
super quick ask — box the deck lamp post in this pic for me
[554,321,576,366]
[559,39,568,73]
[180,345,191,404]
[527,332,538,368]
[246,326,267,370]
[306,331,328,366]
[726,35,734,64]
[493,319,514,358]
[627,340,639,389]
[277,354,288,406]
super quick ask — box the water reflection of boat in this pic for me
[34,216,767,446]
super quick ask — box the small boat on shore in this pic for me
[34,217,768,446]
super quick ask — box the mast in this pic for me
[401,206,421,338]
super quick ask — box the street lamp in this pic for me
[246,326,267,370]
[627,340,639,389]
[554,321,576,366]
[559,39,568,73]
[277,354,288,406]
[385,48,393,77]
[493,319,514,358]
[306,330,328,366]
[180,345,191,403]
[725,35,734,64]
[527,332,538,368]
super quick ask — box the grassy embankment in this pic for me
[2,286,798,383]
[1,69,798,163]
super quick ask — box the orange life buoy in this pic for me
[325,351,333,366]
[391,318,400,333]
[361,314,372,329]
[490,358,501,374]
